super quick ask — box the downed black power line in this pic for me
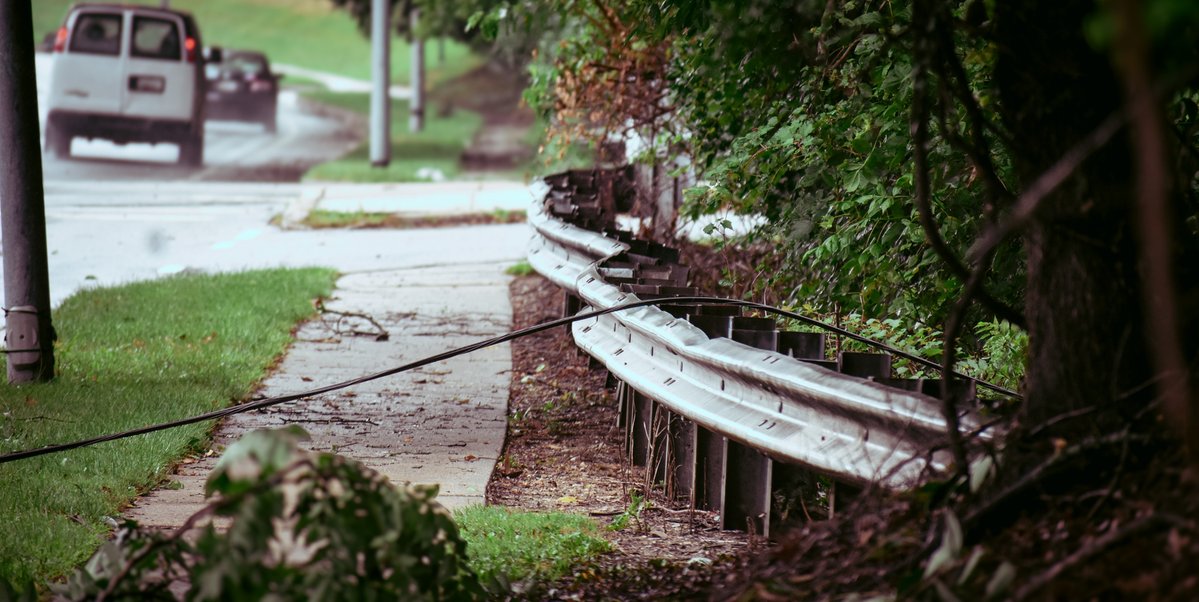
[0,296,1019,465]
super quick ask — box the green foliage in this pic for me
[0,269,335,586]
[606,491,649,532]
[454,505,610,589]
[956,319,1028,393]
[830,313,946,378]
[779,307,1026,393]
[516,0,1025,334]
[663,0,1020,324]
[327,0,558,66]
[54,427,485,601]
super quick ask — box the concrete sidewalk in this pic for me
[125,261,513,530]
[124,183,531,530]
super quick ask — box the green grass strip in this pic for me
[304,93,484,183]
[455,505,611,587]
[0,268,336,585]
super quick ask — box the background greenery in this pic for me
[32,0,478,85]
[303,92,483,182]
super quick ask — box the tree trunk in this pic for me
[993,1,1160,432]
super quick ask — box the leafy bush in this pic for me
[957,320,1028,393]
[53,427,484,601]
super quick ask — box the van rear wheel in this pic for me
[262,108,278,134]
[179,131,204,167]
[46,123,71,159]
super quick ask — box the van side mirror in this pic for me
[205,46,223,63]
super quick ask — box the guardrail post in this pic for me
[694,427,726,512]
[722,317,778,536]
[688,314,733,339]
[779,331,826,360]
[829,352,884,519]
[723,442,772,536]
[628,390,652,467]
[731,317,778,350]
[616,380,629,428]
[563,291,581,317]
[829,481,862,519]
[648,402,670,487]
[668,414,696,500]
[839,352,893,378]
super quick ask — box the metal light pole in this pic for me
[0,0,56,383]
[409,8,424,133]
[369,0,391,167]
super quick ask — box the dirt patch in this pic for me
[490,276,750,599]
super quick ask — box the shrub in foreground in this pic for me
[54,427,484,601]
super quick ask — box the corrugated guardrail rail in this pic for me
[527,168,989,537]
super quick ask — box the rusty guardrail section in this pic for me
[527,170,980,536]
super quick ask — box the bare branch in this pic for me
[912,0,968,474]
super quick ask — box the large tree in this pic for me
[992,0,1198,439]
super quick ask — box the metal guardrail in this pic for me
[527,170,983,535]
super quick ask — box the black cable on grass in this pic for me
[0,296,1019,465]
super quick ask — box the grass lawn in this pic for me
[32,0,478,86]
[456,505,611,587]
[0,268,336,586]
[303,91,483,183]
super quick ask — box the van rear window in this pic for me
[131,16,181,61]
[69,13,121,56]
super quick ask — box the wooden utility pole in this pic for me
[0,0,56,383]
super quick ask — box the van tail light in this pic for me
[185,37,197,62]
[53,26,69,52]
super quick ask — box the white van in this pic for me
[45,3,218,166]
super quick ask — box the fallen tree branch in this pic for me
[320,307,390,341]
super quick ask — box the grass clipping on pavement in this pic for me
[0,268,336,586]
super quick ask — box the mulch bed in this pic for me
[489,275,1199,602]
